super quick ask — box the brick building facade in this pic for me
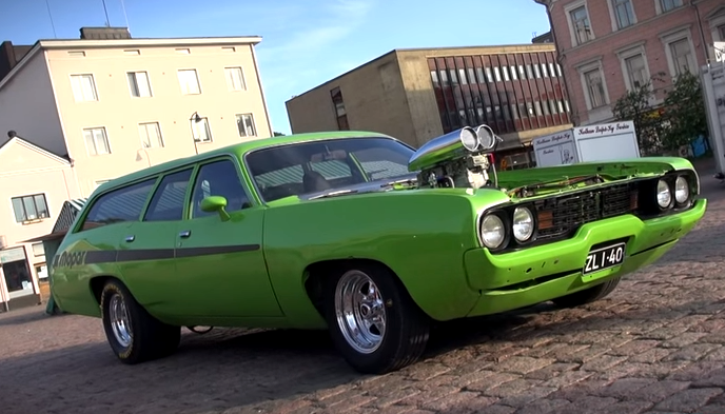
[286,45,574,170]
[534,0,725,126]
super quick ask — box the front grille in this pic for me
[534,182,638,240]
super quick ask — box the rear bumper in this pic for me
[463,198,707,317]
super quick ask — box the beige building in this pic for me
[0,135,81,310]
[286,44,574,169]
[0,27,273,311]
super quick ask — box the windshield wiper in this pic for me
[308,189,359,200]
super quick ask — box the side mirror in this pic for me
[200,196,231,221]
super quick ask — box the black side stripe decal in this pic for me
[175,244,260,258]
[57,244,261,268]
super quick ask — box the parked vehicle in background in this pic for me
[50,125,706,374]
[532,121,640,168]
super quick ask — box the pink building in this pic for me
[533,0,725,126]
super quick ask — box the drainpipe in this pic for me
[691,0,712,62]
[534,0,579,126]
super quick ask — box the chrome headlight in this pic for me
[656,179,672,209]
[460,128,479,152]
[674,176,689,204]
[480,214,506,249]
[512,207,534,242]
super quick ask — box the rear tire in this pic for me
[552,276,622,308]
[100,279,180,364]
[322,263,430,375]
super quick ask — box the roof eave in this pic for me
[38,36,263,50]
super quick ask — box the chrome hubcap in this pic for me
[335,270,387,354]
[109,293,132,348]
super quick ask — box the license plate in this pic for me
[583,242,626,275]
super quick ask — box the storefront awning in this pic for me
[20,198,88,243]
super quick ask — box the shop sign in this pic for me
[0,247,27,264]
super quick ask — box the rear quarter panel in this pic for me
[262,188,511,327]
[51,228,124,318]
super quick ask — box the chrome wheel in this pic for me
[334,270,387,354]
[109,293,132,348]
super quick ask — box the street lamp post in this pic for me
[189,111,203,155]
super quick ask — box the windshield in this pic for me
[246,137,415,202]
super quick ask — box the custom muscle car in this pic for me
[50,125,707,374]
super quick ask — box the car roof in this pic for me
[93,130,394,194]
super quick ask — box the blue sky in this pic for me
[1,0,551,135]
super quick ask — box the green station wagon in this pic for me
[50,126,706,374]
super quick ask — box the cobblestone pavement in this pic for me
[3,166,725,414]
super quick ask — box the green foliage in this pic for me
[660,70,709,151]
[273,131,286,136]
[612,74,667,155]
[613,70,709,155]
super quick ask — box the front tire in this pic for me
[552,276,622,308]
[100,279,181,364]
[323,263,430,374]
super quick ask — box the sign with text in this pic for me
[0,246,27,264]
[574,121,634,139]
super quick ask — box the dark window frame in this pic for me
[11,193,50,223]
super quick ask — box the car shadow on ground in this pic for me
[2,291,724,414]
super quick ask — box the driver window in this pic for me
[191,159,251,218]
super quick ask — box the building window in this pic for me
[236,114,257,137]
[584,68,607,108]
[330,87,349,130]
[669,37,694,76]
[624,54,648,90]
[570,5,594,45]
[224,67,246,91]
[32,242,45,257]
[11,194,49,223]
[191,117,212,142]
[177,69,201,95]
[719,24,725,40]
[138,122,164,148]
[127,71,152,97]
[660,0,683,13]
[83,127,111,155]
[70,74,98,102]
[613,0,636,29]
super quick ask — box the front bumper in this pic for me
[463,198,707,317]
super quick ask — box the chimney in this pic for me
[0,41,17,82]
[79,27,132,40]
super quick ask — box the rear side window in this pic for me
[80,178,157,231]
[144,169,193,221]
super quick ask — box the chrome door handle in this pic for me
[125,235,135,242]
[179,230,191,238]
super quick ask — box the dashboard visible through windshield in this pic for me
[245,137,416,202]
